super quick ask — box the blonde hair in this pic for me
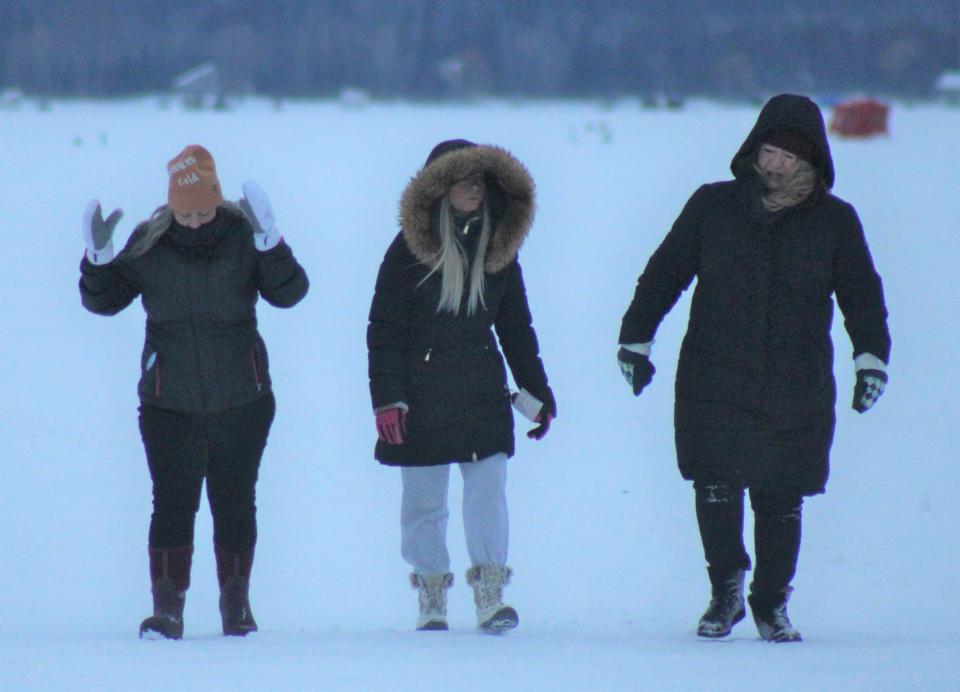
[127,201,243,258]
[418,196,491,316]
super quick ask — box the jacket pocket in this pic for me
[249,344,263,392]
[140,346,160,398]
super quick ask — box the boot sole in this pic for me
[139,616,183,640]
[757,626,803,643]
[479,607,519,633]
[416,619,449,631]
[697,608,746,638]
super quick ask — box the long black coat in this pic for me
[620,94,890,495]
[368,145,554,466]
[80,207,309,414]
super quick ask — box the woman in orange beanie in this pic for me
[79,145,309,640]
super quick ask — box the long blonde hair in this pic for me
[127,201,243,258]
[418,195,491,316]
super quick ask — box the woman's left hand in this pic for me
[240,181,282,251]
[526,412,552,441]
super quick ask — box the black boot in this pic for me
[139,545,193,640]
[697,568,746,638]
[748,586,802,643]
[215,545,258,637]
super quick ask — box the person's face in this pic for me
[173,207,216,229]
[757,143,801,187]
[448,173,485,213]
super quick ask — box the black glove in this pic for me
[617,347,655,396]
[852,368,887,413]
[526,398,555,441]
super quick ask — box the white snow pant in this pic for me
[400,453,508,576]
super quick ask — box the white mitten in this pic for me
[240,181,282,251]
[82,199,123,265]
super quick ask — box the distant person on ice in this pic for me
[367,139,555,633]
[617,94,890,642]
[78,145,309,639]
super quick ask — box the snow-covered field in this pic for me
[1,97,957,691]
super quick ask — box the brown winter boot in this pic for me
[215,545,258,637]
[139,545,193,640]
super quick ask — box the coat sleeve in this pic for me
[832,203,891,363]
[255,239,310,308]
[78,229,143,316]
[618,186,704,344]
[367,235,414,410]
[493,260,556,417]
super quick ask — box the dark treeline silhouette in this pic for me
[1,0,957,99]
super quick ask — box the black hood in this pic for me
[731,94,835,189]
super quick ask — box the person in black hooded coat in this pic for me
[367,139,555,633]
[618,95,890,642]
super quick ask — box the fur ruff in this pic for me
[399,145,535,273]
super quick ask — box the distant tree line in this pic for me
[1,0,957,99]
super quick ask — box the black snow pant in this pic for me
[138,393,276,554]
[693,478,803,594]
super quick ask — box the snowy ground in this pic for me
[1,97,958,691]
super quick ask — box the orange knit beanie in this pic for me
[166,145,224,214]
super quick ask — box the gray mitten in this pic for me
[82,199,123,264]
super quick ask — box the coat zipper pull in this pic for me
[424,348,432,362]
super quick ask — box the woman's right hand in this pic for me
[376,407,407,445]
[82,199,123,265]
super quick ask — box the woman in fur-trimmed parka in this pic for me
[618,94,890,642]
[367,139,555,633]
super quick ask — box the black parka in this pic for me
[80,207,308,414]
[620,94,890,495]
[368,144,554,466]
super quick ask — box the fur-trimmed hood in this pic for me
[399,144,535,273]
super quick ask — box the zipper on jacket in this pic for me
[250,346,263,391]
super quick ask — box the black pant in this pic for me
[138,394,275,553]
[693,479,803,593]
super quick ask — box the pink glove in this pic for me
[376,407,406,445]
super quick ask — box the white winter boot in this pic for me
[466,564,518,633]
[410,572,453,631]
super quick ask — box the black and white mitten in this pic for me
[852,369,887,413]
[617,346,655,396]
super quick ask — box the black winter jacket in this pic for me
[620,94,890,493]
[368,145,554,466]
[80,207,308,414]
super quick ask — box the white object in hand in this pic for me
[82,199,123,265]
[511,388,544,422]
[240,181,282,251]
